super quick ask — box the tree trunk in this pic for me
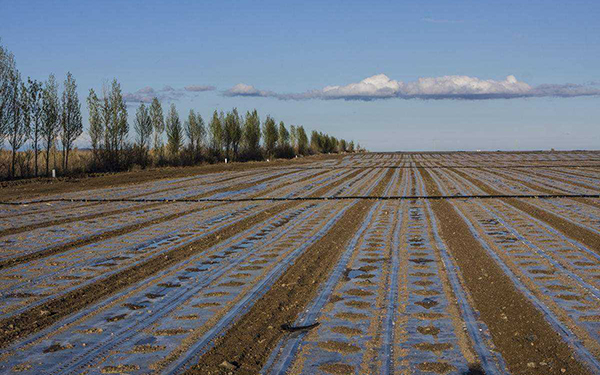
[34,141,38,177]
[65,147,69,173]
[45,140,50,177]
[10,148,16,179]
[53,145,57,175]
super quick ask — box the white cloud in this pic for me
[531,83,600,98]
[223,83,273,97]
[399,75,532,99]
[320,74,403,99]
[123,86,157,103]
[124,75,600,103]
[224,74,600,101]
[184,85,216,92]
[124,84,215,103]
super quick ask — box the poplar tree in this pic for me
[0,42,17,149]
[150,97,164,161]
[185,109,198,151]
[262,115,278,159]
[329,136,339,153]
[134,103,152,164]
[225,108,242,160]
[296,126,308,155]
[184,110,205,158]
[41,74,60,176]
[219,110,226,155]
[242,109,260,158]
[208,110,222,156]
[195,112,206,150]
[339,139,347,153]
[165,103,182,159]
[310,130,322,153]
[289,125,297,152]
[87,88,103,163]
[102,79,128,169]
[28,78,42,176]
[7,69,25,178]
[185,109,197,151]
[223,111,232,159]
[60,72,82,172]
[278,121,290,149]
[114,81,129,158]
[101,84,111,161]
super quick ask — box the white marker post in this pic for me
[52,169,56,178]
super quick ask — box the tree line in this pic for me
[1,43,82,179]
[0,41,362,180]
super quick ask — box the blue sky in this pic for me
[1,0,599,151]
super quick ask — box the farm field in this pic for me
[0,152,599,375]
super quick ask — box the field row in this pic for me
[0,152,599,374]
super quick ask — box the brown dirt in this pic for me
[330,326,363,335]
[0,167,362,348]
[318,363,355,374]
[0,169,331,270]
[0,201,295,348]
[452,168,600,256]
[527,169,600,193]
[475,168,600,209]
[184,169,394,375]
[318,340,361,353]
[0,154,342,202]
[101,364,140,373]
[334,312,369,321]
[0,168,309,238]
[0,203,205,270]
[419,167,592,375]
[417,362,455,374]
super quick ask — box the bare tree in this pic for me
[60,72,82,172]
[41,74,60,176]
